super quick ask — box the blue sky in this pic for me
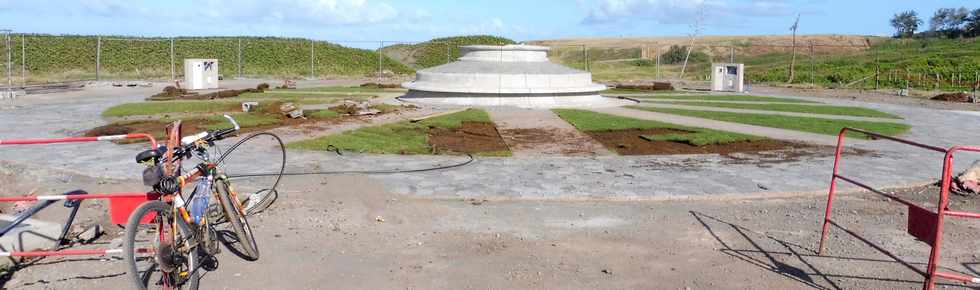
[0,0,975,44]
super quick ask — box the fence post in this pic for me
[169,38,175,81]
[730,46,735,63]
[95,36,101,81]
[20,34,25,87]
[378,40,384,84]
[809,42,815,86]
[310,39,315,80]
[5,31,10,96]
[446,42,451,63]
[655,46,661,80]
[584,45,590,72]
[237,38,242,79]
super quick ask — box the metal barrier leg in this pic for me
[923,153,956,290]
[819,131,848,255]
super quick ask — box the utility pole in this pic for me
[787,13,801,84]
[679,3,705,79]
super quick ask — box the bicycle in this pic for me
[122,115,283,290]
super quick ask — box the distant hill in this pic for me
[381,35,516,69]
[528,35,979,91]
[14,35,413,83]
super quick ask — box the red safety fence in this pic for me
[818,127,980,290]
[0,134,158,257]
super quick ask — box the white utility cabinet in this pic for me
[184,59,219,90]
[711,63,744,93]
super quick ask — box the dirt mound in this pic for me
[428,122,509,154]
[586,128,798,155]
[607,82,673,91]
[931,92,973,103]
[147,86,265,101]
[360,82,401,89]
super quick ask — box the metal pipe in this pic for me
[310,39,315,80]
[20,33,25,87]
[0,133,158,148]
[818,128,847,255]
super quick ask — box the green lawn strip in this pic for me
[629,106,911,138]
[287,109,498,155]
[635,94,817,103]
[601,88,679,95]
[307,109,341,119]
[103,101,240,117]
[204,113,280,130]
[104,93,373,117]
[552,109,761,146]
[655,102,903,119]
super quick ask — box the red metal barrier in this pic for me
[818,127,980,290]
[0,133,157,148]
[0,133,158,259]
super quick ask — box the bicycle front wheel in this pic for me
[123,200,200,290]
[215,179,260,261]
[215,132,286,216]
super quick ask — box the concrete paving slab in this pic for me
[488,108,612,157]
[0,214,64,266]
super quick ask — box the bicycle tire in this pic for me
[216,132,286,216]
[124,200,200,290]
[215,179,260,261]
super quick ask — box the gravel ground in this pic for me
[3,84,980,289]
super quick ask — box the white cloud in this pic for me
[581,0,796,26]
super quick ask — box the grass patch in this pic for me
[103,92,374,117]
[287,109,497,155]
[636,94,817,103]
[103,101,239,117]
[205,113,280,130]
[630,106,911,137]
[662,102,902,119]
[553,109,760,146]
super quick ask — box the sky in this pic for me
[0,0,976,45]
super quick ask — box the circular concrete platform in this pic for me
[401,44,613,109]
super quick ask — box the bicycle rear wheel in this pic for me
[123,200,200,290]
[214,132,285,216]
[215,179,260,261]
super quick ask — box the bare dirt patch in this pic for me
[587,128,801,155]
[428,121,510,154]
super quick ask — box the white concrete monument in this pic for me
[401,45,628,108]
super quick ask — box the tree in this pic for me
[890,10,921,38]
[967,8,980,37]
[930,7,970,38]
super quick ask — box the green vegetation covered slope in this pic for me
[13,35,413,82]
[381,35,516,69]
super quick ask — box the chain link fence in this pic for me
[4,33,978,95]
